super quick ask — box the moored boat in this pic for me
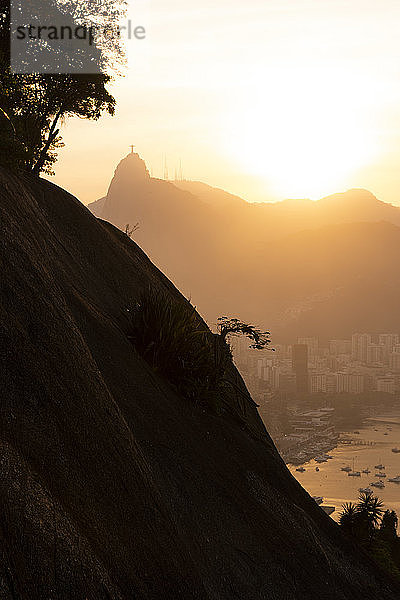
[371,480,385,488]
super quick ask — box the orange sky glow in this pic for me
[52,0,400,206]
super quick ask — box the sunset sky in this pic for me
[52,0,400,205]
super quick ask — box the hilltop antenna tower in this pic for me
[163,155,169,180]
[179,159,183,181]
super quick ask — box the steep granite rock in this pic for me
[1,169,399,599]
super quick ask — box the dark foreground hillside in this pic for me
[0,170,399,599]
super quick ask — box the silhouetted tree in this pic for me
[0,0,125,174]
[380,510,398,543]
[124,223,140,238]
[217,317,272,350]
[339,502,360,538]
[339,492,385,545]
[357,491,384,528]
[340,493,400,580]
[357,491,384,545]
[127,290,268,421]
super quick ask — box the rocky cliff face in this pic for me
[1,169,399,599]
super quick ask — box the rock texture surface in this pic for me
[1,169,399,599]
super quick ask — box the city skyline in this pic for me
[234,330,400,397]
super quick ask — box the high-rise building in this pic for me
[351,333,372,362]
[336,372,365,393]
[326,374,338,394]
[390,352,400,372]
[376,378,395,394]
[297,337,319,356]
[379,333,399,351]
[278,372,296,393]
[379,334,400,363]
[327,356,338,371]
[257,358,266,378]
[292,344,309,394]
[271,367,280,390]
[366,344,383,365]
[309,373,339,394]
[349,374,365,394]
[310,373,325,393]
[329,339,351,356]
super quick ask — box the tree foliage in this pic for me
[0,0,125,174]
[339,492,400,581]
[357,491,385,529]
[126,288,234,409]
[340,492,385,543]
[339,502,359,537]
[217,317,273,350]
[126,289,265,420]
[380,510,399,543]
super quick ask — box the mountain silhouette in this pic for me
[89,154,400,341]
[2,166,400,598]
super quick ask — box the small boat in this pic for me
[388,475,400,483]
[348,458,360,477]
[392,448,400,454]
[341,466,352,472]
[384,432,389,436]
[371,480,385,489]
[315,456,328,463]
[296,467,306,473]
[312,496,324,505]
[374,464,385,470]
[362,468,371,474]
[375,473,386,478]
[315,467,320,472]
[359,487,372,494]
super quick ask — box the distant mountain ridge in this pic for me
[89,154,400,341]
[173,180,249,209]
